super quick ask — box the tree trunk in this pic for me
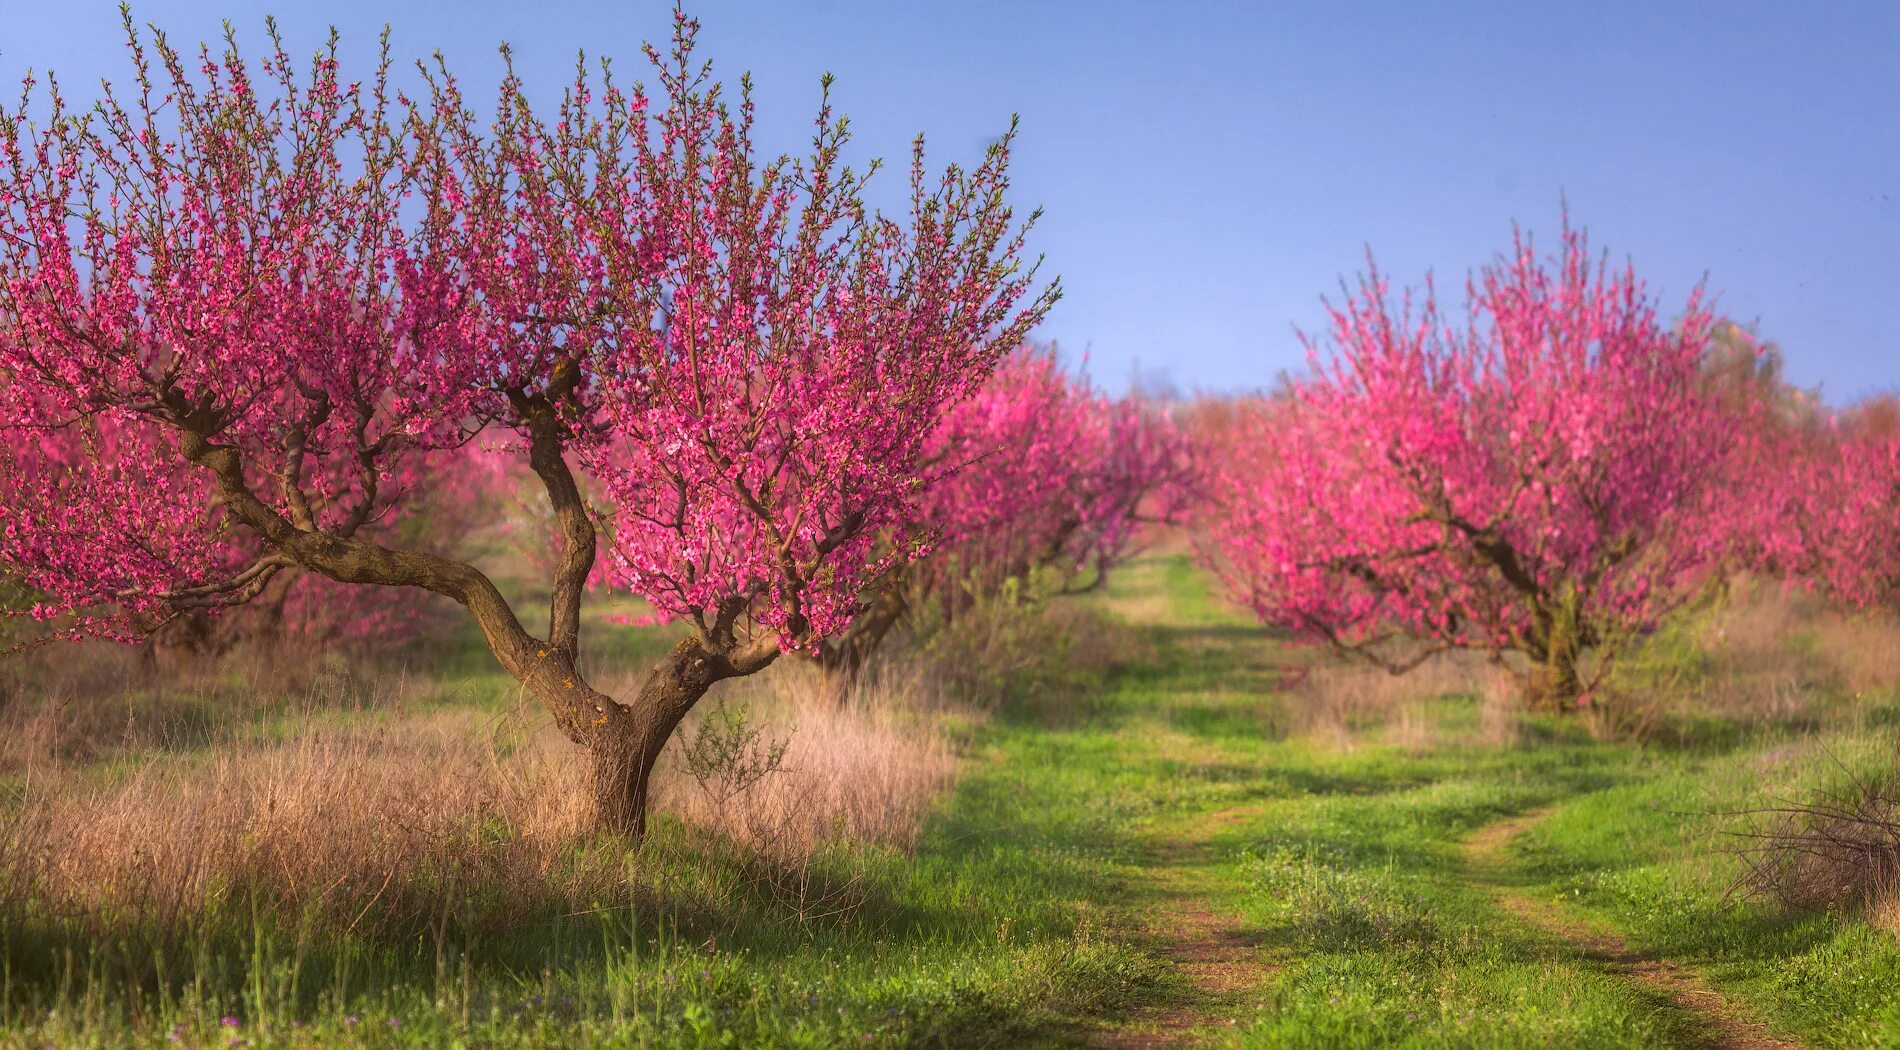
[582,634,779,838]
[807,585,908,708]
[1524,647,1582,712]
[1523,597,1584,712]
[589,719,676,841]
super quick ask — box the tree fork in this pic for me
[173,422,749,836]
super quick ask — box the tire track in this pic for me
[1090,805,1275,1048]
[1461,809,1800,1050]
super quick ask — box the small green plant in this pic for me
[1588,597,1727,740]
[0,574,37,653]
[677,701,791,807]
[908,565,1076,706]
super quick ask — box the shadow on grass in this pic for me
[0,810,1012,1023]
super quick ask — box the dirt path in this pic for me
[1461,809,1801,1050]
[1089,805,1274,1049]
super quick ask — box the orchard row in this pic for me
[1,10,1892,835]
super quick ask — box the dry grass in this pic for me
[0,709,608,941]
[1476,672,1529,746]
[1382,699,1439,752]
[1268,584,1900,751]
[1597,585,1900,740]
[1703,584,1811,669]
[1689,592,1829,723]
[1,643,157,768]
[0,630,432,773]
[1811,614,1900,699]
[653,659,962,860]
[1291,653,1493,750]
[0,650,965,944]
[1701,584,1900,709]
[1869,884,1900,939]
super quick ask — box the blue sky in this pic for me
[4,2,1895,401]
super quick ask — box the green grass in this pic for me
[1087,554,1900,1048]
[3,552,1898,1047]
[1512,735,1900,1046]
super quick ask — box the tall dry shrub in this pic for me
[1733,757,1900,920]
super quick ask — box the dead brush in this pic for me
[1809,613,1900,699]
[654,659,961,861]
[1292,653,1489,749]
[1728,748,1900,918]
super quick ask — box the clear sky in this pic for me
[3,1,1895,401]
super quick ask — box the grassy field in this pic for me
[2,553,1897,1047]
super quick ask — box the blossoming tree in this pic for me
[0,10,1054,835]
[1697,326,1898,616]
[1805,432,1900,610]
[1755,404,1900,613]
[806,345,1195,687]
[1198,225,1739,708]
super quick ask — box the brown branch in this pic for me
[507,359,597,658]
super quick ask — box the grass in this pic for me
[1090,555,1900,1048]
[1512,738,1900,1045]
[2,551,1898,1046]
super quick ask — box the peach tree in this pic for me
[0,10,1054,835]
[1198,225,1740,708]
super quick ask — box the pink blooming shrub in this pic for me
[1198,224,1743,707]
[0,9,1053,835]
